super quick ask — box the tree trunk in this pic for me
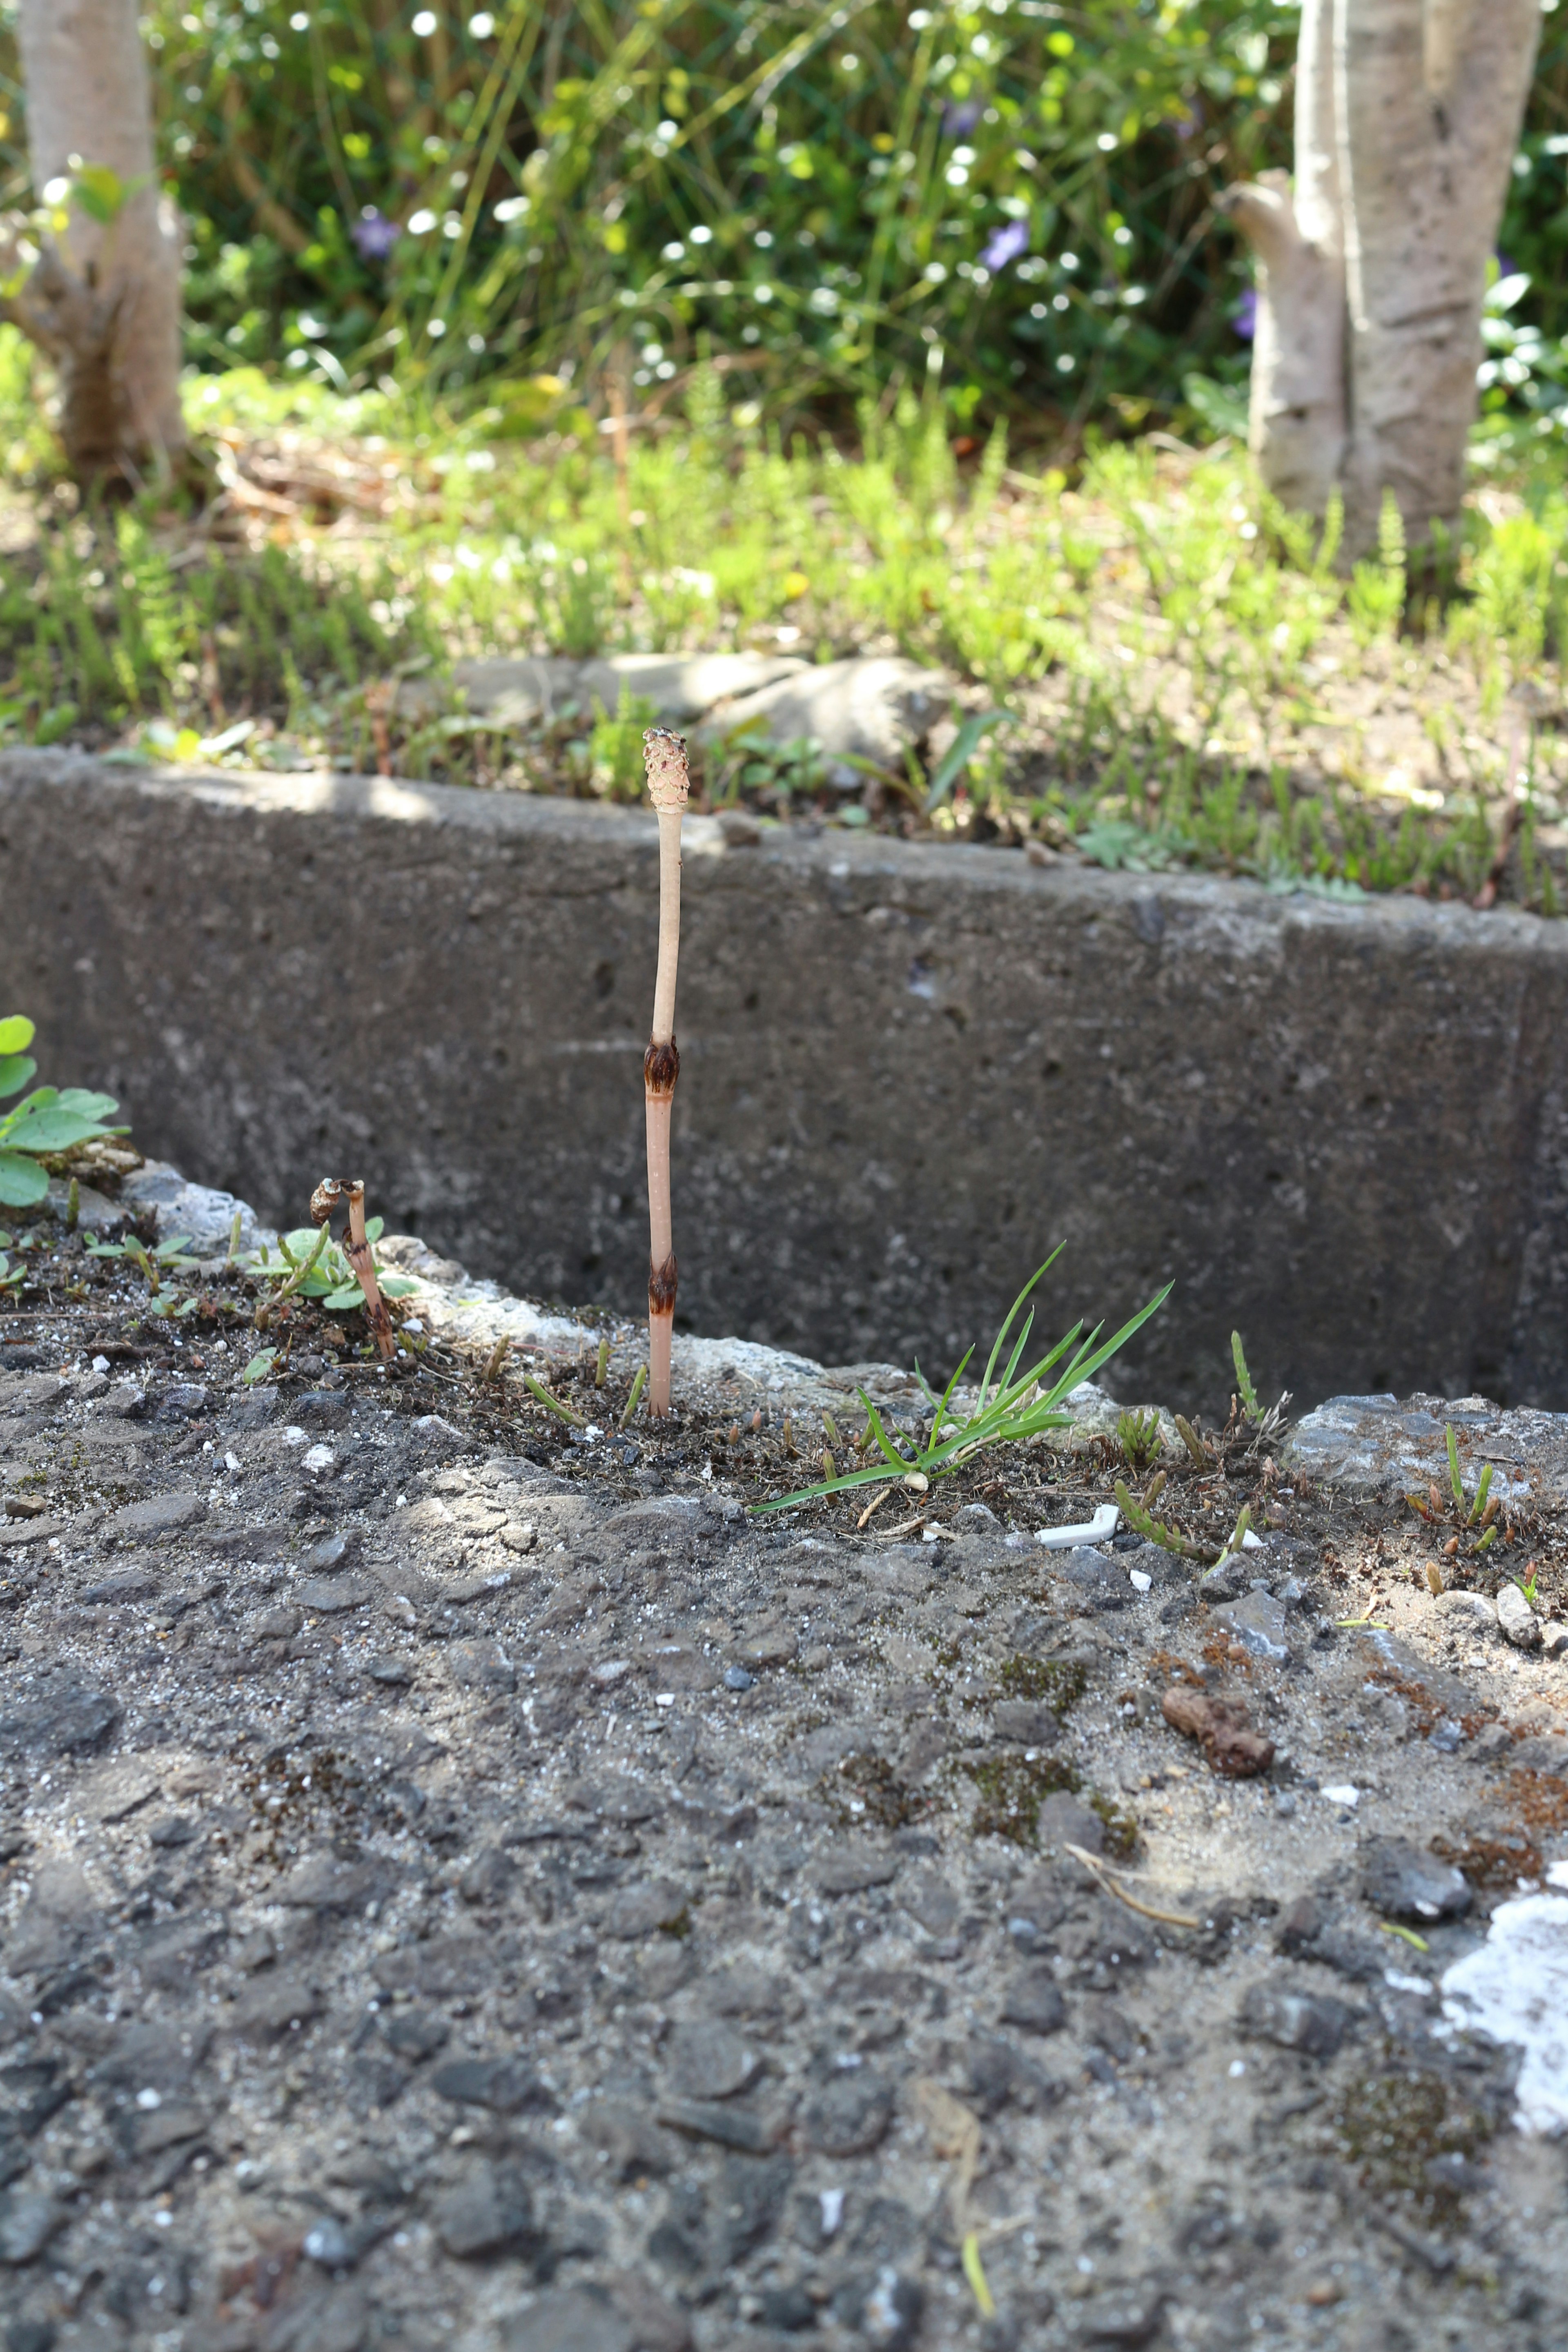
[1223,0,1539,557]
[10,0,184,482]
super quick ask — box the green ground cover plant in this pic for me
[0,357,1562,910]
[0,1012,122,1207]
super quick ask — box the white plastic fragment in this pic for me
[1322,1784,1359,1807]
[1441,1889,1568,2133]
[1036,1503,1120,1550]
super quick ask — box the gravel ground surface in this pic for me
[3,1172,1568,2352]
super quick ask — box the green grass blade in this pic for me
[859,1391,912,1473]
[1446,1423,1463,1507]
[1044,1283,1173,1405]
[976,1251,1062,1408]
[924,708,1014,815]
[751,1461,918,1514]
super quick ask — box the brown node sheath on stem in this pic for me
[310,1175,396,1363]
[643,726,689,1418]
[644,1039,680,1096]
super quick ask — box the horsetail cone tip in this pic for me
[644,727,688,1417]
[310,1174,396,1363]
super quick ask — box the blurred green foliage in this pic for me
[0,1,1560,435]
[3,0,1304,427]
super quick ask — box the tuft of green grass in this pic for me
[752,1250,1170,1513]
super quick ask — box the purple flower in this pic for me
[981,220,1030,273]
[352,208,400,262]
[1233,287,1258,341]
[943,100,982,136]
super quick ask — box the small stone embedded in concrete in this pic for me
[1213,1588,1296,1662]
[1360,1836,1472,1922]
[1239,1981,1354,2058]
[501,2284,634,2352]
[106,1492,206,1536]
[801,2069,894,2155]
[0,2195,69,2265]
[1035,1793,1107,1854]
[1076,2280,1168,2346]
[991,1699,1061,1746]
[663,2021,759,2102]
[383,2008,449,2061]
[656,2097,774,2154]
[374,1936,499,1997]
[736,1622,797,1667]
[430,2055,558,2115]
[577,2100,678,2182]
[816,1845,900,1895]
[79,1568,162,1604]
[445,1637,517,1691]
[604,1877,690,1938]
[296,1575,375,1615]
[999,1970,1068,2035]
[1499,1581,1543,1649]
[226,1972,324,2039]
[303,1529,358,1571]
[724,1664,754,1690]
[302,2217,355,2268]
[433,2160,539,2261]
[0,1684,122,1759]
[147,1812,199,1849]
[249,1603,302,1641]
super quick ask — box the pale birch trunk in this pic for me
[10,0,185,482]
[1223,0,1540,557]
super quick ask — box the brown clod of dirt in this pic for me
[1161,1685,1275,1778]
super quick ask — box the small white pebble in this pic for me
[1229,2059,1246,2078]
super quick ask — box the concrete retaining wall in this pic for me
[4,747,1567,1413]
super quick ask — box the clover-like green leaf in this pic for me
[0,1150,49,1207]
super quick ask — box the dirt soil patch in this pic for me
[2,1175,1568,2349]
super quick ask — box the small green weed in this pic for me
[246,1220,418,1320]
[85,1231,202,1318]
[586,687,661,801]
[1406,1425,1502,1553]
[0,1016,123,1210]
[1116,1407,1163,1473]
